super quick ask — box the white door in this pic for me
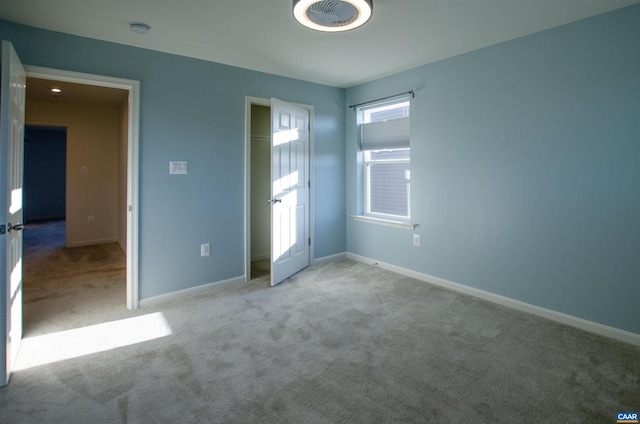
[0,41,26,386]
[270,98,310,286]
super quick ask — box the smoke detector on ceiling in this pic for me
[130,22,151,35]
[293,0,373,32]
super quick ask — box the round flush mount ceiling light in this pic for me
[293,0,373,32]
[50,88,64,100]
[130,22,151,35]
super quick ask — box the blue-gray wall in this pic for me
[0,20,346,300]
[346,5,640,334]
[24,126,66,222]
[2,4,638,336]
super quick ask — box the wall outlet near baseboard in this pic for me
[201,243,211,257]
[413,234,420,247]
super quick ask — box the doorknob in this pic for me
[7,222,24,232]
[268,198,282,204]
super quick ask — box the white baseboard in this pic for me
[67,238,118,248]
[313,251,347,265]
[139,275,245,308]
[251,253,270,262]
[141,252,348,309]
[26,215,65,222]
[346,253,640,347]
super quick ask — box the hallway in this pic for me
[22,220,127,337]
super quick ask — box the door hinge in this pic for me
[308,180,310,189]
[309,237,311,246]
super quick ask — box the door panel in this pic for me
[270,98,310,286]
[1,40,26,386]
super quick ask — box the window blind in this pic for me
[368,162,410,217]
[360,117,410,150]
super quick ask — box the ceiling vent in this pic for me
[293,0,373,32]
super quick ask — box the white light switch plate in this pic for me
[170,161,188,174]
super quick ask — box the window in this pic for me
[359,98,411,221]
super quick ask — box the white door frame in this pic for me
[25,66,140,310]
[244,96,314,281]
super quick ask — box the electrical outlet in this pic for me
[201,243,210,257]
[87,216,94,224]
[413,234,420,247]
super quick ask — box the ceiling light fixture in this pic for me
[130,22,150,35]
[50,88,62,93]
[293,0,373,32]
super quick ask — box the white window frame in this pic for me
[363,149,411,221]
[357,97,412,226]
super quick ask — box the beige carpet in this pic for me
[21,219,128,337]
[1,220,639,423]
[251,258,270,280]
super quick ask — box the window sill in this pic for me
[352,215,416,230]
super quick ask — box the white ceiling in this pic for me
[1,0,638,88]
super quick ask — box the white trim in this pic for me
[25,65,141,310]
[352,214,416,230]
[244,96,315,283]
[312,252,347,265]
[251,253,270,262]
[346,252,640,347]
[25,66,136,90]
[127,78,141,310]
[307,105,316,271]
[139,275,245,308]
[67,238,118,248]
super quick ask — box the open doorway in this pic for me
[1,48,140,385]
[25,78,128,250]
[24,66,140,311]
[249,104,271,280]
[24,125,67,226]
[22,78,130,336]
[245,97,315,286]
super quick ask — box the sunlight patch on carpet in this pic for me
[14,312,173,371]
